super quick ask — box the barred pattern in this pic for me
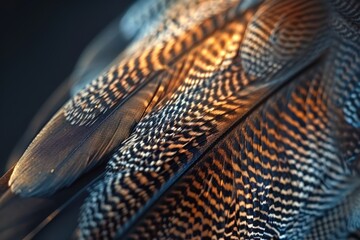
[329,36,360,129]
[326,9,360,171]
[126,62,356,239]
[6,0,360,239]
[8,0,259,197]
[77,0,360,239]
[330,0,360,24]
[240,0,328,80]
[306,187,360,239]
[64,0,257,126]
[79,18,262,240]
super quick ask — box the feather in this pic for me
[9,79,163,196]
[0,163,105,240]
[306,187,360,239]
[76,0,360,239]
[9,0,225,197]
[63,0,262,126]
[1,0,360,239]
[6,0,176,187]
[5,15,132,172]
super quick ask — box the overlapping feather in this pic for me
[0,0,359,239]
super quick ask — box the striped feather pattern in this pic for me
[76,0,359,239]
[331,15,360,42]
[78,18,262,239]
[306,187,360,239]
[324,19,360,169]
[240,0,328,80]
[329,36,360,129]
[124,62,357,239]
[64,0,257,126]
[330,0,360,24]
[1,0,360,239]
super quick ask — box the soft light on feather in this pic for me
[0,0,359,239]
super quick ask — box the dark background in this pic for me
[0,0,134,173]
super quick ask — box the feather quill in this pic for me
[75,0,349,238]
[1,0,360,239]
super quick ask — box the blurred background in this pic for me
[0,0,135,174]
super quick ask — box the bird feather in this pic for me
[1,0,360,239]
